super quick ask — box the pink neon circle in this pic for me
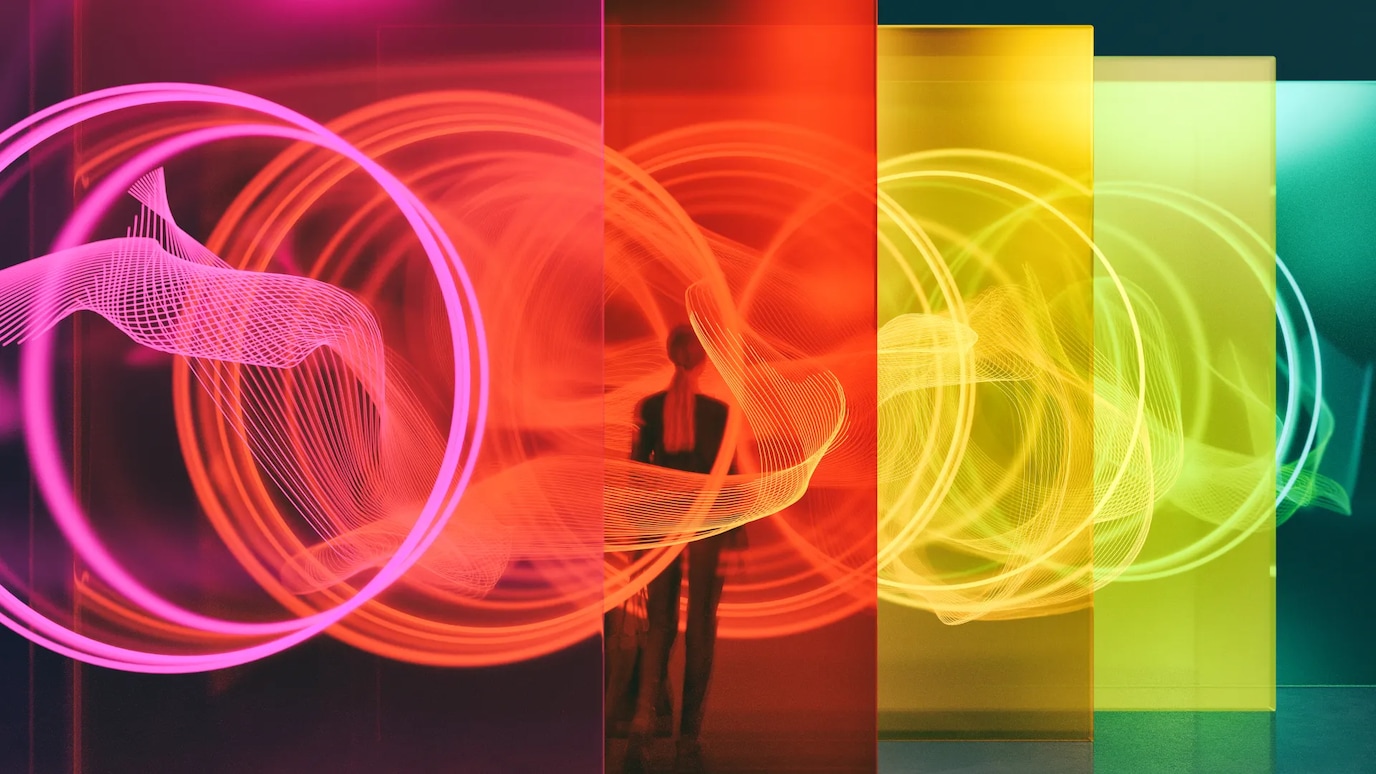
[17,87,484,666]
[0,83,490,671]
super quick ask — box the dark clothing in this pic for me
[642,532,728,740]
[610,389,742,746]
[631,391,735,475]
[631,391,745,552]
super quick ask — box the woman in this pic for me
[617,323,745,774]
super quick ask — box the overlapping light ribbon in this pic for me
[0,83,489,672]
[877,149,1351,621]
[0,80,1354,671]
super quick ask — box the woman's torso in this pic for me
[635,391,732,474]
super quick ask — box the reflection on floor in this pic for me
[606,720,874,773]
[606,616,876,773]
[879,687,1375,773]
[880,740,1090,773]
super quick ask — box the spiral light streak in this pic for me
[876,149,1351,622]
[0,80,1353,671]
[0,83,488,672]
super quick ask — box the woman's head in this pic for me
[666,324,707,372]
[662,324,705,453]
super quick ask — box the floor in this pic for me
[605,687,1376,772]
[878,687,1375,774]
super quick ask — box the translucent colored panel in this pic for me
[40,2,608,771]
[1274,81,1376,688]
[604,3,877,771]
[1092,57,1277,711]
[877,26,1096,740]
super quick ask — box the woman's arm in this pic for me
[630,399,656,463]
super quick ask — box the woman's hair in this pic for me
[666,324,706,371]
[663,324,705,454]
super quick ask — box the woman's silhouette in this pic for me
[615,323,744,774]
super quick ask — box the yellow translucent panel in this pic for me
[1092,57,1277,711]
[877,26,1096,740]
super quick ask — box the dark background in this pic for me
[2,1,1373,772]
[881,0,1376,80]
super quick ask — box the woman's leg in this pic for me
[655,654,674,737]
[680,535,726,743]
[630,549,683,734]
[603,608,640,736]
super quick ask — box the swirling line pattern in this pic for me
[877,150,1352,622]
[0,83,488,672]
[183,99,874,657]
[0,81,1355,671]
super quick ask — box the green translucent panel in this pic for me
[1092,57,1277,711]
